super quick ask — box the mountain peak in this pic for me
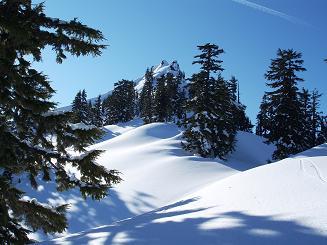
[135,60,184,92]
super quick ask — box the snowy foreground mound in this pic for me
[37,121,327,244]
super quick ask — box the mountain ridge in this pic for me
[59,60,185,111]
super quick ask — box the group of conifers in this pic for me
[73,44,326,161]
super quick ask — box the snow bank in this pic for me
[46,144,327,245]
[33,121,273,243]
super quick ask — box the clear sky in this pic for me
[33,0,327,122]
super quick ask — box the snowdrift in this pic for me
[28,121,273,242]
[45,144,327,245]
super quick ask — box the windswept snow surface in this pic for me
[30,121,273,242]
[44,143,327,245]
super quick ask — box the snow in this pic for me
[21,118,325,244]
[29,120,273,243]
[43,143,327,245]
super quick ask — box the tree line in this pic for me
[73,45,326,162]
[72,43,253,160]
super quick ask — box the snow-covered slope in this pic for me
[29,121,273,242]
[44,144,327,245]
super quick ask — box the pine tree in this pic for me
[228,76,253,132]
[139,68,154,124]
[102,95,114,125]
[310,89,323,147]
[264,49,306,159]
[181,43,237,159]
[317,59,327,143]
[236,106,253,132]
[256,94,272,137]
[92,95,104,127]
[0,1,121,243]
[317,115,327,144]
[71,89,91,124]
[154,75,169,122]
[103,80,135,124]
[298,88,313,150]
[166,72,187,122]
[228,76,238,102]
[81,89,91,124]
[72,90,82,122]
[115,79,136,122]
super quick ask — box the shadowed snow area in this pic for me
[29,120,274,242]
[42,143,327,245]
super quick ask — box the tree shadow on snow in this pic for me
[22,177,156,242]
[44,197,327,245]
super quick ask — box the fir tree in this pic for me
[139,68,154,124]
[228,76,238,102]
[102,95,114,125]
[72,89,91,124]
[298,88,313,150]
[317,116,327,144]
[81,89,91,124]
[228,76,253,132]
[264,49,306,159]
[115,79,136,122]
[181,43,237,159]
[0,1,121,243]
[236,105,253,132]
[310,89,323,147]
[256,94,273,138]
[103,80,135,124]
[166,72,187,122]
[153,75,169,122]
[72,90,82,122]
[92,95,103,127]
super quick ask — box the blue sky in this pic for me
[34,0,327,122]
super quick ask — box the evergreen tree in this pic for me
[153,75,169,122]
[256,94,271,137]
[175,86,187,122]
[71,89,91,124]
[228,76,238,102]
[166,72,187,122]
[102,95,114,125]
[103,80,135,124]
[236,105,253,132]
[228,76,253,132]
[310,89,323,147]
[298,88,313,150]
[317,115,327,144]
[264,49,306,159]
[92,95,103,127]
[72,90,82,121]
[139,68,154,124]
[181,43,237,159]
[115,80,136,122]
[0,1,121,243]
[81,89,91,124]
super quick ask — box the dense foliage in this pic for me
[0,1,121,243]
